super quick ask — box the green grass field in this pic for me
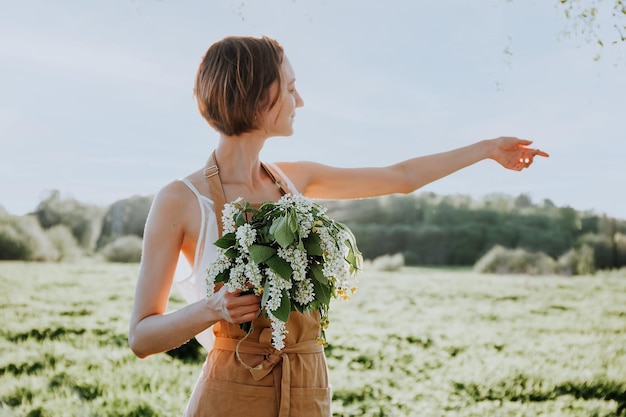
[1,261,625,416]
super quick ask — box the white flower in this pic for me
[263,268,292,311]
[277,246,307,282]
[267,310,287,350]
[297,214,314,239]
[206,251,233,295]
[293,279,315,305]
[221,197,243,234]
[236,223,256,253]
[226,256,250,292]
[280,194,315,239]
[244,261,263,289]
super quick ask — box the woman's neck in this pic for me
[212,132,267,186]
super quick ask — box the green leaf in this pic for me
[248,244,276,264]
[345,238,363,272]
[346,245,360,268]
[261,280,271,310]
[269,215,284,235]
[234,211,247,227]
[303,233,323,256]
[309,262,328,285]
[215,269,229,284]
[271,215,296,248]
[271,288,291,323]
[254,223,272,244]
[287,211,299,233]
[214,233,236,249]
[312,277,331,307]
[224,248,239,259]
[266,255,293,281]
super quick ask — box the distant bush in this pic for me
[474,245,558,275]
[0,210,29,260]
[558,245,595,276]
[366,253,405,271]
[45,224,83,262]
[598,266,626,279]
[98,196,152,249]
[577,233,613,270]
[616,233,626,267]
[99,235,143,263]
[0,213,58,261]
[34,190,104,251]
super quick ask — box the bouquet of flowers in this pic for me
[206,194,362,350]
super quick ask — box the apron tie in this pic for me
[213,333,324,417]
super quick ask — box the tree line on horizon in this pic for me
[0,190,625,274]
[323,192,626,272]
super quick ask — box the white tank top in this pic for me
[173,163,299,351]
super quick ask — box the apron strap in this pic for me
[261,162,290,196]
[203,152,293,237]
[203,151,227,237]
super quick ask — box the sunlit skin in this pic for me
[128,55,549,358]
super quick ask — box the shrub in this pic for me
[34,190,105,251]
[578,233,614,270]
[0,223,31,260]
[474,245,558,275]
[615,232,626,268]
[97,195,152,249]
[599,266,626,279]
[0,213,58,261]
[45,225,83,261]
[558,245,595,276]
[99,235,143,263]
[367,253,405,272]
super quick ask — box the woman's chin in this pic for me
[275,128,295,138]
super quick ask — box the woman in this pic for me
[129,36,548,416]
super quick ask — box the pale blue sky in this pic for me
[1,0,624,218]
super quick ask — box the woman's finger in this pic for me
[515,139,533,147]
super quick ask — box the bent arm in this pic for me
[278,137,548,200]
[128,184,218,357]
[128,183,262,358]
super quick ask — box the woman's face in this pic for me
[262,56,304,137]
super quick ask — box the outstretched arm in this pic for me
[278,137,548,200]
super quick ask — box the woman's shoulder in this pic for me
[152,173,205,213]
[272,161,316,194]
[156,180,191,203]
[272,160,337,196]
[157,167,207,199]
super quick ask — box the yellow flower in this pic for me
[316,337,328,348]
[319,317,330,330]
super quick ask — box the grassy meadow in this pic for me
[0,261,625,417]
